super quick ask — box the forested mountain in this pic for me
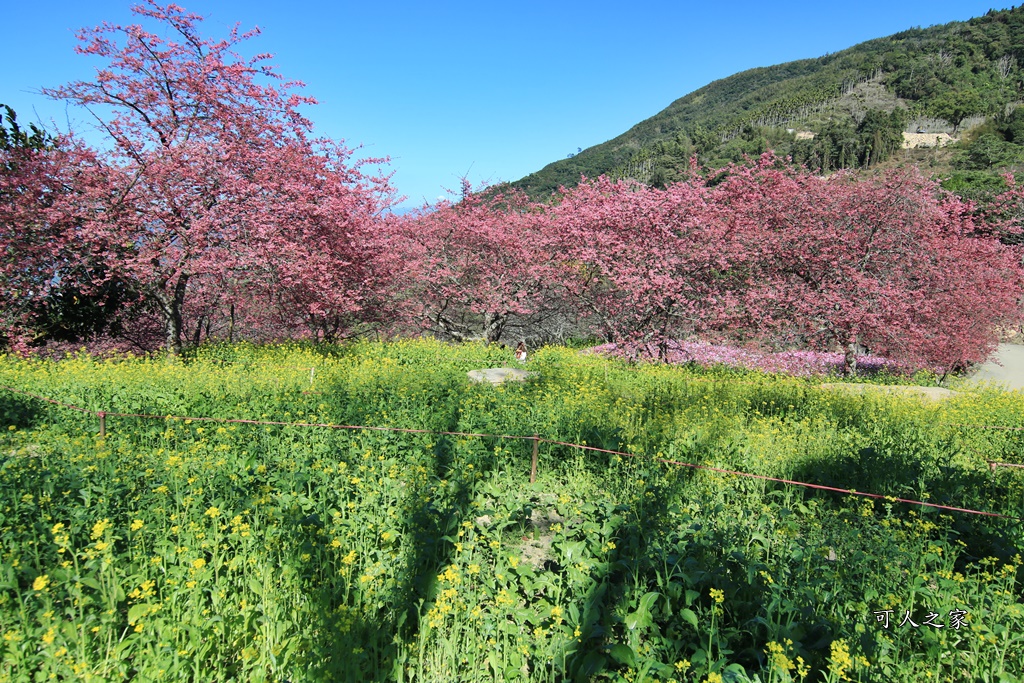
[511,6,1024,197]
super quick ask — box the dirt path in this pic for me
[963,343,1024,391]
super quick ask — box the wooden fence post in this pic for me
[530,434,539,484]
[98,411,106,438]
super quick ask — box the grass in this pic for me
[0,338,1021,682]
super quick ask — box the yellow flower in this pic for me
[705,673,723,683]
[33,575,50,591]
[204,506,220,518]
[130,519,144,531]
[796,656,810,678]
[675,659,691,672]
[829,639,853,681]
[766,641,795,672]
[90,518,111,540]
[192,558,206,570]
[710,588,724,604]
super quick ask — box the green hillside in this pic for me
[512,6,1024,196]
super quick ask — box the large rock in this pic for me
[467,368,537,385]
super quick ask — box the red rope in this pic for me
[3,384,1020,521]
[539,438,1020,520]
[0,384,533,441]
[0,385,93,413]
[106,410,535,442]
[942,423,1024,432]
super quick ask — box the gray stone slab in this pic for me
[964,343,1024,391]
[467,368,538,384]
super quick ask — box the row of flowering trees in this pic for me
[401,161,1024,374]
[2,2,1023,374]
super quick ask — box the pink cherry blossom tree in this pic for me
[546,174,752,358]
[390,182,558,344]
[5,1,394,353]
[701,156,1024,373]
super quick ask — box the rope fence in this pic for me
[2,384,1022,522]
[943,423,1024,432]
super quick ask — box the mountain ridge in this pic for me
[509,7,1024,196]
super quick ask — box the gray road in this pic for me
[964,343,1024,390]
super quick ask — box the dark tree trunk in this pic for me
[843,338,859,376]
[192,315,203,347]
[484,311,506,344]
[156,273,189,355]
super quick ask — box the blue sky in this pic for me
[2,1,1016,209]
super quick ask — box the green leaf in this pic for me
[680,608,698,628]
[576,652,607,682]
[559,540,588,561]
[127,604,149,624]
[608,643,637,668]
[638,591,660,613]
[625,609,652,630]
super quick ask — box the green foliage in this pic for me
[788,108,908,172]
[952,133,1024,170]
[928,89,986,132]
[0,104,49,153]
[950,109,1024,175]
[0,340,1021,681]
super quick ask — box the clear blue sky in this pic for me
[2,1,1016,209]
